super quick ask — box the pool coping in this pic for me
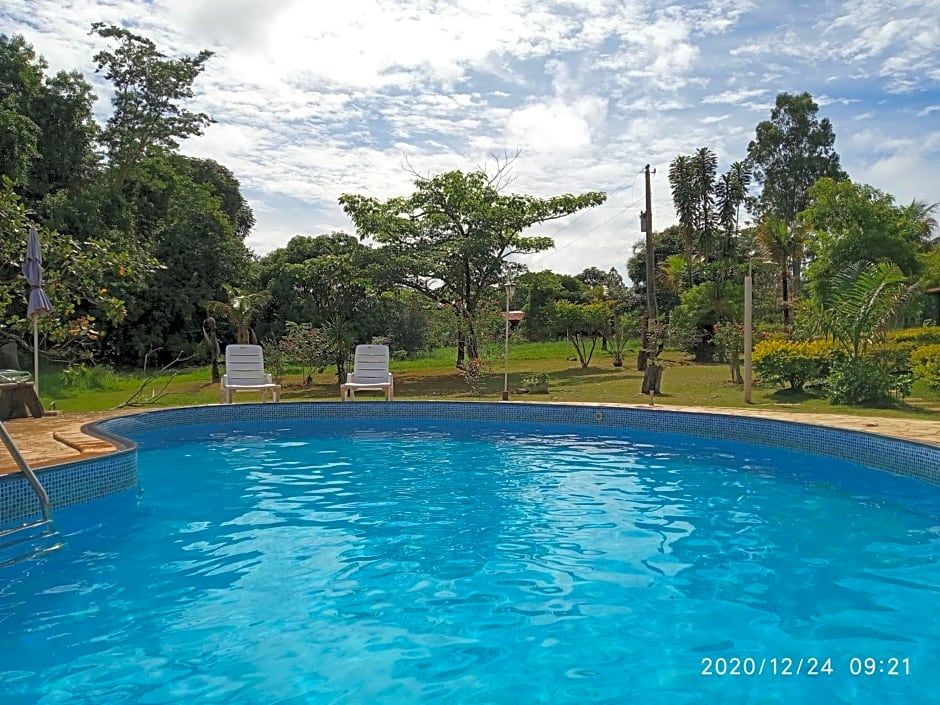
[2,401,940,526]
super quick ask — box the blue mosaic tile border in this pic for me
[94,401,940,488]
[0,448,137,526]
[3,401,937,525]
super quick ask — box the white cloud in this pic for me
[1,0,938,280]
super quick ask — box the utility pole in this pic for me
[642,164,657,323]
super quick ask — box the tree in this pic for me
[101,155,253,363]
[904,199,939,249]
[668,155,697,289]
[206,285,272,345]
[668,148,723,288]
[0,180,155,359]
[0,35,44,188]
[90,23,213,192]
[340,166,606,366]
[746,92,847,295]
[549,300,609,368]
[715,161,751,267]
[821,262,919,359]
[27,69,99,203]
[801,178,924,307]
[755,215,805,325]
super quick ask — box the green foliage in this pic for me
[911,344,940,390]
[549,300,609,368]
[521,372,549,393]
[667,281,742,361]
[816,261,920,358]
[887,326,940,346]
[60,363,119,391]
[826,356,903,406]
[206,285,272,345]
[339,165,606,364]
[90,23,213,191]
[254,232,394,351]
[0,183,155,358]
[802,178,924,304]
[752,338,834,390]
[746,92,845,224]
[266,321,330,383]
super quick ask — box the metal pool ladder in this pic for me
[0,420,63,568]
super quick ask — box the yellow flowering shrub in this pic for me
[752,339,835,390]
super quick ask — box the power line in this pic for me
[539,169,645,243]
[527,199,640,269]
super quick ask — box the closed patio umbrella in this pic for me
[22,226,53,396]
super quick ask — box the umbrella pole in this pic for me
[33,316,39,397]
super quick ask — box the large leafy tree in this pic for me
[801,178,924,307]
[255,232,398,375]
[103,155,253,362]
[340,166,606,366]
[90,23,213,193]
[0,182,154,359]
[0,35,45,190]
[746,92,846,295]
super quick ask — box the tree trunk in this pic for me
[781,269,790,326]
[730,360,742,384]
[641,363,663,395]
[456,328,466,368]
[637,315,649,371]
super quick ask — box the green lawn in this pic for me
[36,341,940,420]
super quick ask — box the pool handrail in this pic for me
[0,420,51,521]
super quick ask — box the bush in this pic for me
[887,327,940,346]
[911,344,940,389]
[521,372,550,393]
[865,342,913,375]
[826,357,899,406]
[752,339,834,390]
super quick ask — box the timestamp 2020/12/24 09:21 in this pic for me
[700,657,912,677]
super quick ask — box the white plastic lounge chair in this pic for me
[341,344,394,401]
[221,344,281,403]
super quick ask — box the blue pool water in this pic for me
[2,418,940,704]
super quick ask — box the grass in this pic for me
[34,341,940,420]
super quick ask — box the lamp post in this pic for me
[502,277,515,401]
[744,260,753,403]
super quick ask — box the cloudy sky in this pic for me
[3,0,939,280]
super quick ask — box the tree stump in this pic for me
[0,382,44,420]
[641,363,663,395]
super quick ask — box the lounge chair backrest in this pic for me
[225,344,267,385]
[351,345,390,383]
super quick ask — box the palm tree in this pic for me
[755,215,805,325]
[905,199,939,249]
[822,261,920,358]
[669,155,697,289]
[691,147,719,263]
[206,285,272,345]
[715,161,751,262]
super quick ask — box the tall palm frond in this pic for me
[824,261,921,357]
[905,199,939,248]
[206,284,272,344]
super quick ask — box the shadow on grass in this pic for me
[767,388,825,403]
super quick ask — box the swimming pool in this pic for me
[1,403,939,704]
